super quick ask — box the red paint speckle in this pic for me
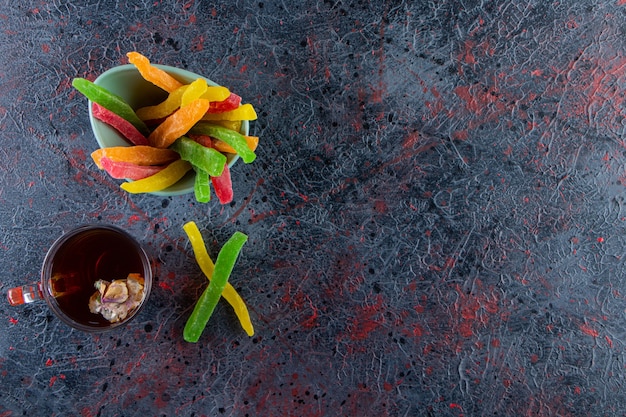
[49,374,64,387]
[127,215,141,225]
[191,35,205,51]
[452,129,469,141]
[460,40,476,64]
[71,148,87,162]
[347,295,385,341]
[373,200,388,213]
[459,322,473,338]
[411,323,424,337]
[580,323,599,338]
[402,131,420,149]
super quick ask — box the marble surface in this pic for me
[2,1,626,415]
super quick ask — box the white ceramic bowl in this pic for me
[88,64,246,196]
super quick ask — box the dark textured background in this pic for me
[2,1,626,415]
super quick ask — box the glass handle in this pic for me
[7,284,44,306]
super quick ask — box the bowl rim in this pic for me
[88,64,247,197]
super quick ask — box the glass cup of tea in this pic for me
[6,224,153,332]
